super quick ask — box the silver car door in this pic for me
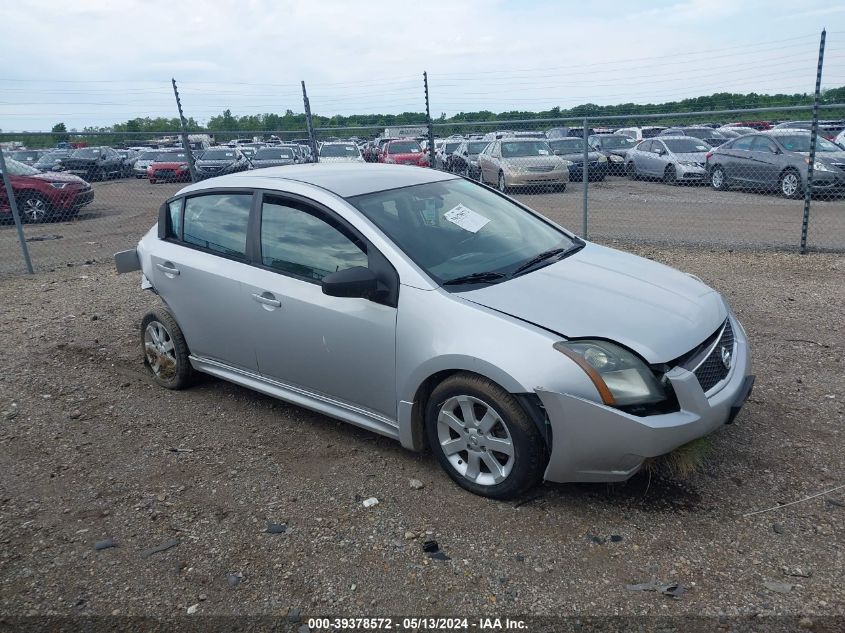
[650,140,671,176]
[149,192,259,371]
[242,194,398,419]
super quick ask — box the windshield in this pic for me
[501,141,553,158]
[348,179,574,285]
[468,142,489,154]
[443,142,461,153]
[255,148,294,160]
[548,139,584,153]
[138,151,160,160]
[36,150,67,163]
[777,134,840,153]
[11,151,40,161]
[71,148,102,159]
[663,139,711,153]
[2,158,41,176]
[594,136,635,149]
[155,152,186,161]
[388,141,421,154]
[320,144,359,157]
[201,149,237,160]
[685,129,726,140]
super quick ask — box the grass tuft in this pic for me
[643,436,713,479]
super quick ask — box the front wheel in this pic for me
[141,310,194,390]
[498,171,508,193]
[426,373,547,499]
[710,165,728,190]
[779,169,802,199]
[19,192,50,223]
[663,165,677,185]
[626,162,638,180]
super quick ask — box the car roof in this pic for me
[179,163,458,198]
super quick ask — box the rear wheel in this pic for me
[711,165,728,190]
[141,310,193,390]
[18,192,50,223]
[426,373,547,499]
[779,169,802,199]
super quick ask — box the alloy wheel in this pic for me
[436,395,515,486]
[22,196,48,223]
[144,321,178,380]
[781,172,799,198]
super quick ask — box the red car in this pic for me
[148,151,192,183]
[378,139,429,167]
[0,158,94,223]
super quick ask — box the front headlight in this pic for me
[678,160,698,167]
[597,155,607,163]
[554,340,666,406]
[811,160,832,172]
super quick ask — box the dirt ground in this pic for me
[1,174,843,275]
[0,244,843,629]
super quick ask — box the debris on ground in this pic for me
[362,497,379,508]
[408,479,424,490]
[626,580,685,598]
[186,603,199,614]
[139,538,180,559]
[288,607,302,623]
[764,581,794,593]
[94,538,117,551]
[421,540,451,561]
[266,523,287,534]
[226,572,242,588]
[783,567,812,578]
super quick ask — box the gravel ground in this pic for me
[0,245,843,626]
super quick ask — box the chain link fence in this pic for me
[1,35,843,274]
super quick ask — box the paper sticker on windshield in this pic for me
[444,204,490,233]
[538,149,549,155]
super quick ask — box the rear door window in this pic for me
[182,193,252,259]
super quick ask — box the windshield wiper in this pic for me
[442,271,508,286]
[511,241,585,276]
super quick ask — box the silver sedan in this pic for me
[116,164,754,499]
[625,136,711,184]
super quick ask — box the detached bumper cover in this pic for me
[537,317,753,483]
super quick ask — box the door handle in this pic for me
[252,293,282,308]
[155,262,180,276]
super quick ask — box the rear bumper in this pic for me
[538,315,753,483]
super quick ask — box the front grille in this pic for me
[694,320,735,393]
[525,165,554,172]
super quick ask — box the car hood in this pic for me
[16,171,87,185]
[459,243,726,363]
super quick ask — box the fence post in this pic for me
[171,78,197,182]
[301,81,319,163]
[424,72,436,169]
[800,29,826,254]
[0,146,34,274]
[582,117,589,239]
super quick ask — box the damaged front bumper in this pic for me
[537,319,754,483]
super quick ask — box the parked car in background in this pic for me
[148,151,192,184]
[134,149,171,178]
[10,150,44,166]
[33,149,71,172]
[614,126,666,141]
[588,134,636,174]
[362,140,381,162]
[59,146,127,181]
[477,139,570,192]
[835,129,845,149]
[771,121,845,141]
[707,130,845,198]
[722,121,771,131]
[717,127,758,139]
[250,146,299,169]
[547,137,608,181]
[0,157,94,223]
[435,139,463,169]
[446,140,490,179]
[546,127,595,139]
[115,163,753,499]
[319,142,365,163]
[378,139,429,167]
[625,137,710,184]
[194,147,251,180]
[116,149,141,177]
[660,127,730,147]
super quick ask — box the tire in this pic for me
[149,178,156,184]
[663,164,677,185]
[779,169,802,199]
[18,192,51,223]
[425,372,547,499]
[710,165,728,191]
[141,310,194,390]
[97,168,108,181]
[497,171,508,193]
[626,161,638,180]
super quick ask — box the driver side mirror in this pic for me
[321,266,377,300]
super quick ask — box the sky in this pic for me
[1,0,844,131]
